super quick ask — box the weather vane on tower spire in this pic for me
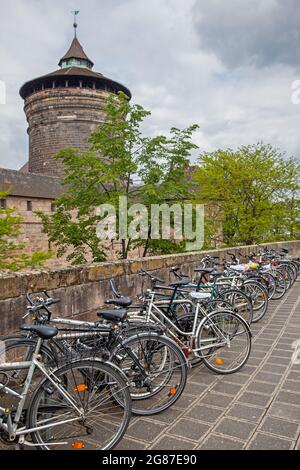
[72,10,80,38]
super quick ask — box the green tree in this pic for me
[0,192,51,271]
[193,143,300,246]
[38,92,199,264]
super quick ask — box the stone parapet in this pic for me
[1,240,299,334]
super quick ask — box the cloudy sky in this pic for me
[0,0,300,170]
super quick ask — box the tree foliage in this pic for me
[38,92,199,264]
[193,143,300,247]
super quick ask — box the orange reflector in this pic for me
[214,357,224,365]
[72,441,85,450]
[74,384,88,392]
[169,387,177,396]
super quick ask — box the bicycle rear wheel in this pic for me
[110,332,187,415]
[28,360,131,450]
[242,280,269,323]
[277,265,292,290]
[272,269,287,299]
[257,272,276,300]
[216,289,253,325]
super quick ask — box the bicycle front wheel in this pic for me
[28,360,131,450]
[195,310,252,374]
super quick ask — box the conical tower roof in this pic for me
[59,37,94,68]
[20,35,131,100]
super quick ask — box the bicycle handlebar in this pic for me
[170,267,190,280]
[200,255,219,262]
[109,279,122,298]
[140,269,164,284]
[24,295,61,319]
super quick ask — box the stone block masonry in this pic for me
[19,34,131,178]
[24,88,110,177]
[4,195,53,253]
[0,240,299,335]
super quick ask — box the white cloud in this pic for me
[0,0,299,171]
[192,0,300,69]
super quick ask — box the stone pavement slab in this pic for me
[1,281,300,451]
[117,281,300,450]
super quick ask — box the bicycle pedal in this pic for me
[0,431,17,446]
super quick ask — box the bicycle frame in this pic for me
[48,317,159,383]
[143,292,230,355]
[0,337,84,444]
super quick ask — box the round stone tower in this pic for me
[20,35,131,177]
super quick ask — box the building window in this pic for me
[0,199,6,209]
[51,203,56,212]
[27,200,32,211]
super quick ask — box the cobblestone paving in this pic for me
[117,282,300,450]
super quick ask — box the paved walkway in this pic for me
[117,282,300,450]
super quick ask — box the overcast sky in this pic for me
[0,0,300,170]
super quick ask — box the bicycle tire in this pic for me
[28,359,131,450]
[195,310,251,374]
[110,332,188,416]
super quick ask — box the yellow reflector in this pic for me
[72,441,85,450]
[214,357,224,365]
[74,384,88,392]
[169,387,177,396]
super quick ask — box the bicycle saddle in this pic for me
[194,268,214,274]
[168,278,191,288]
[20,324,58,339]
[229,265,245,271]
[105,297,132,308]
[97,309,128,322]
[189,292,211,301]
[210,272,225,278]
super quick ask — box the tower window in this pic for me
[0,199,6,209]
[27,201,33,211]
